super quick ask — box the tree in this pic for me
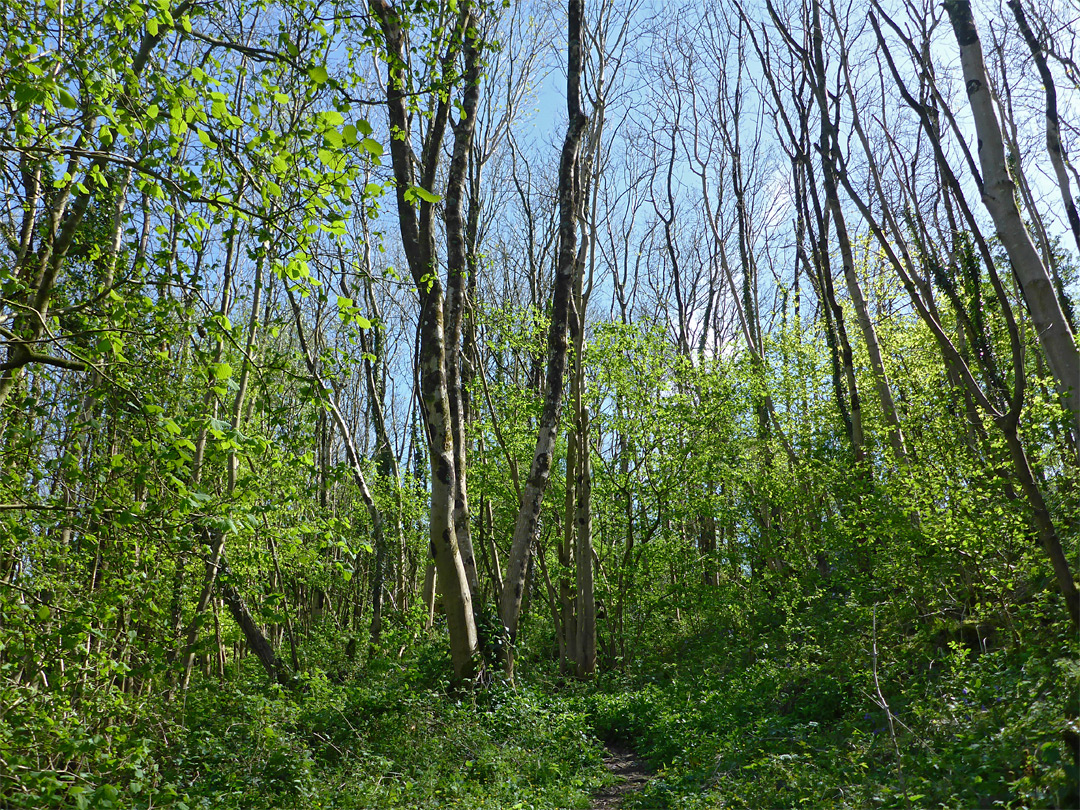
[499,0,590,678]
[944,0,1079,430]
[367,0,482,682]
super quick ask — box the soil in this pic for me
[590,745,651,809]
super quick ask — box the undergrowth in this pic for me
[0,637,608,810]
[3,586,1076,808]
[584,583,1079,809]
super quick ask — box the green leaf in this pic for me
[405,185,441,204]
[210,362,233,380]
[57,88,78,109]
[320,110,345,127]
[308,66,329,85]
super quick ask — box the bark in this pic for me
[445,22,484,597]
[499,0,588,677]
[369,0,479,682]
[415,217,479,682]
[218,554,289,685]
[944,0,1080,426]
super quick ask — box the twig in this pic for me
[872,604,910,808]
[0,580,74,613]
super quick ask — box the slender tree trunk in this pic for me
[561,425,579,674]
[173,533,224,696]
[445,23,484,599]
[1001,422,1080,627]
[173,217,246,695]
[945,0,1080,426]
[285,285,393,662]
[569,219,596,676]
[808,0,906,463]
[422,563,437,630]
[499,0,588,677]
[1007,0,1080,267]
[574,406,596,677]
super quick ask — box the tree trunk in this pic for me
[445,22,484,599]
[422,563,437,631]
[561,425,579,674]
[219,564,289,686]
[1001,421,1080,627]
[370,0,479,683]
[945,0,1080,426]
[808,0,905,463]
[574,408,596,677]
[499,0,588,677]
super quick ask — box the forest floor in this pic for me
[591,745,651,809]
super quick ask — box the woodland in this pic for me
[0,0,1078,806]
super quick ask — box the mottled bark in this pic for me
[370,0,479,681]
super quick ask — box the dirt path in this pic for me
[591,745,651,809]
